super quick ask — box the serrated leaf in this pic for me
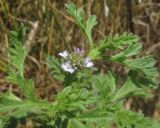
[123,43,142,57]
[91,74,109,99]
[65,3,77,17]
[142,68,159,77]
[8,28,28,77]
[102,33,139,50]
[16,75,36,101]
[47,55,65,81]
[68,119,87,128]
[86,15,97,44]
[77,109,114,122]
[0,92,49,118]
[124,56,156,69]
[56,86,94,112]
[106,71,116,94]
[124,56,159,87]
[129,70,158,88]
[65,2,84,29]
[115,110,157,128]
[110,43,142,62]
[113,77,138,101]
[66,3,97,46]
[91,72,116,98]
[89,33,139,60]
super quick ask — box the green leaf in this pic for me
[65,3,97,46]
[6,66,18,84]
[68,119,87,128]
[16,75,36,101]
[77,109,114,122]
[0,92,49,118]
[6,26,37,101]
[124,56,156,70]
[91,71,116,100]
[123,43,142,57]
[129,70,158,89]
[115,110,158,128]
[101,33,138,50]
[56,86,94,112]
[109,53,159,88]
[112,77,138,101]
[0,119,4,128]
[8,28,28,77]
[110,43,142,62]
[86,15,97,45]
[47,55,65,81]
[124,56,159,87]
[89,33,139,60]
[91,74,109,99]
[106,71,116,94]
[65,3,84,30]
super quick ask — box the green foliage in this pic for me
[115,110,159,128]
[113,77,144,101]
[46,55,65,81]
[110,43,142,61]
[68,119,87,128]
[86,15,97,45]
[124,56,159,77]
[0,91,50,126]
[89,33,139,59]
[0,2,159,128]
[101,33,139,50]
[7,30,28,79]
[6,26,36,101]
[55,86,94,112]
[16,76,36,101]
[0,26,43,127]
[65,2,97,46]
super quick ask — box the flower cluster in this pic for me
[58,48,93,73]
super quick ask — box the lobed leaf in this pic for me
[113,77,139,101]
[115,110,159,128]
[46,55,65,81]
[66,3,97,46]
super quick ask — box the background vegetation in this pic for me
[0,0,160,127]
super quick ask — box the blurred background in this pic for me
[0,0,160,127]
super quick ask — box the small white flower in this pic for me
[84,57,93,68]
[61,61,75,73]
[58,50,68,58]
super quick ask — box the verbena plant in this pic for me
[0,2,159,128]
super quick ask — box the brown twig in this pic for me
[142,42,160,54]
[9,15,34,26]
[24,21,39,51]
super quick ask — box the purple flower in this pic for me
[74,48,84,55]
[61,61,75,73]
[58,50,68,58]
[84,57,93,67]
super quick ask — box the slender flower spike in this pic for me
[58,48,94,73]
